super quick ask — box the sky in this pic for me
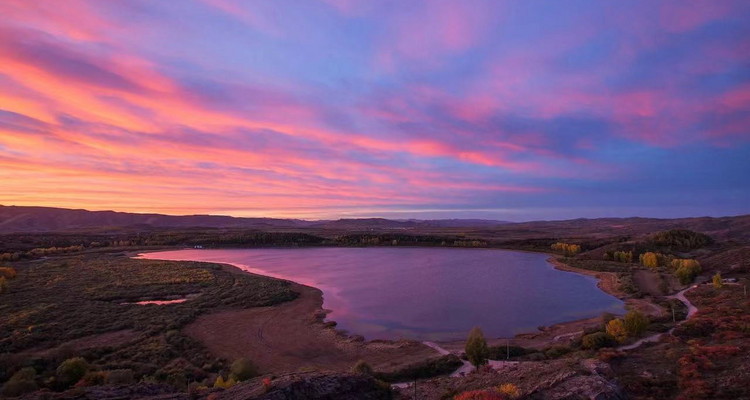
[0,0,749,221]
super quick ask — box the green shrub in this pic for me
[1,368,38,397]
[78,371,106,386]
[672,259,701,284]
[373,354,462,382]
[229,358,257,381]
[56,357,88,387]
[487,345,530,360]
[544,345,572,359]
[465,327,489,367]
[624,310,649,337]
[351,360,373,375]
[582,332,616,350]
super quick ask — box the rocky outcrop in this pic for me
[210,372,392,400]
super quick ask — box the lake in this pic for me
[139,247,624,341]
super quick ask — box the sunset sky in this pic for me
[1,0,749,220]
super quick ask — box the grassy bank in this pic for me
[0,251,297,394]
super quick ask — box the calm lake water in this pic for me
[140,248,624,340]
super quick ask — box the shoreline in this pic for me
[546,256,626,299]
[136,247,631,350]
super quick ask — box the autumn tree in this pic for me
[712,272,723,289]
[613,250,633,263]
[551,242,581,256]
[606,318,628,343]
[639,252,659,270]
[465,326,489,368]
[671,259,701,284]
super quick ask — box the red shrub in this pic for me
[454,390,508,400]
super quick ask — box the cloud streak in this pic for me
[0,0,748,219]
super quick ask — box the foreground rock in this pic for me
[214,372,392,400]
[398,359,625,400]
[19,373,392,400]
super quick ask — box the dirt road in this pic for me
[618,285,698,351]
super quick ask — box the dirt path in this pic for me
[618,285,698,351]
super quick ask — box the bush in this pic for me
[351,360,373,375]
[229,358,257,381]
[454,390,508,400]
[56,357,88,387]
[487,345,530,360]
[0,267,17,279]
[496,383,520,399]
[374,354,462,382]
[672,259,701,284]
[1,368,38,397]
[544,345,572,359]
[624,310,649,337]
[465,327,489,367]
[106,369,135,385]
[582,332,616,350]
[213,375,237,389]
[606,319,627,343]
[613,250,633,263]
[77,371,106,387]
[712,272,723,289]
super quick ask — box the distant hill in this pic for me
[0,205,310,233]
[479,215,750,242]
[0,205,510,233]
[1,205,748,241]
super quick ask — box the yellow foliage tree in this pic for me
[712,272,723,289]
[639,252,659,270]
[551,242,582,256]
[606,318,627,343]
[613,251,633,263]
[496,383,520,398]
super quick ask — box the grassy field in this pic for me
[0,251,297,393]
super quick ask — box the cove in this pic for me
[139,247,624,341]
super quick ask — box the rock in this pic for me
[212,372,392,400]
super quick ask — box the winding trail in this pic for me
[396,285,701,389]
[618,285,698,351]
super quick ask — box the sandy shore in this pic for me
[546,256,626,298]
[181,261,439,375]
